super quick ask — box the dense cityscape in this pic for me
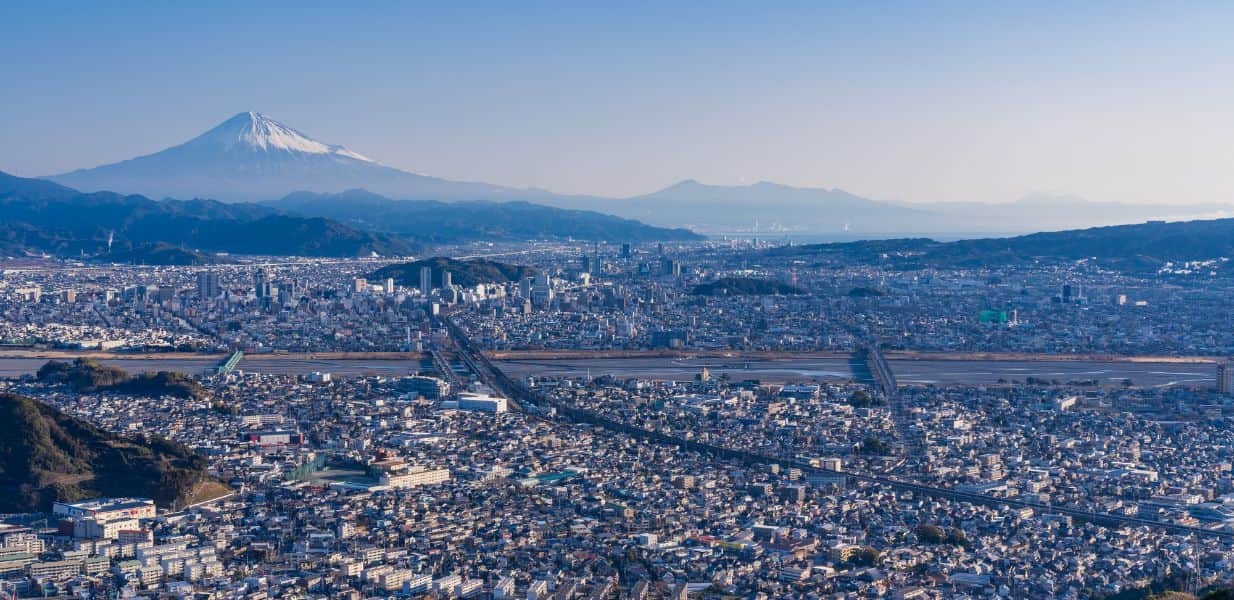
[2,239,1234,599]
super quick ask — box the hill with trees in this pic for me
[771,217,1234,274]
[37,358,206,400]
[0,393,224,512]
[691,277,805,296]
[371,256,539,288]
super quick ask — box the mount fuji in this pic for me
[49,112,547,203]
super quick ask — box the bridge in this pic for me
[215,350,243,375]
[860,342,920,464]
[863,343,897,399]
[429,347,463,391]
[448,319,1234,541]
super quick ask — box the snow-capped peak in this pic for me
[190,112,373,162]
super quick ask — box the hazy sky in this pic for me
[2,1,1232,204]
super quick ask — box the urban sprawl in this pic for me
[3,239,1234,599]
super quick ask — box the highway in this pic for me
[449,319,1234,541]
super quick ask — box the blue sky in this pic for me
[2,1,1232,203]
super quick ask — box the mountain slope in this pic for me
[0,171,414,259]
[0,393,221,512]
[270,189,702,242]
[49,112,560,203]
[773,217,1234,273]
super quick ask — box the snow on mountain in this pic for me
[45,112,541,203]
[184,112,373,161]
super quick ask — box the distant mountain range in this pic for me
[538,179,929,235]
[772,217,1234,273]
[31,111,1234,236]
[0,172,413,259]
[545,182,1234,236]
[0,170,696,262]
[269,189,699,242]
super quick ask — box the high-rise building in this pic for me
[442,271,453,290]
[353,278,367,293]
[278,280,297,305]
[531,274,554,306]
[420,266,432,296]
[385,277,395,294]
[197,271,220,299]
[254,269,269,299]
[661,257,682,278]
[1062,284,1072,303]
[621,243,632,258]
[1219,362,1233,394]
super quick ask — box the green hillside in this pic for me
[0,393,223,512]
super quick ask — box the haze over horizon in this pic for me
[3,1,1234,206]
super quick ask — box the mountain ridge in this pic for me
[269,188,702,242]
[770,217,1234,273]
[0,171,415,259]
[40,111,1234,235]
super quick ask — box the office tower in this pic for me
[442,271,453,290]
[1219,362,1233,394]
[254,268,269,298]
[278,280,297,305]
[1062,284,1072,303]
[353,278,367,293]
[385,277,395,294]
[531,273,554,306]
[197,271,220,299]
[519,277,533,300]
[661,257,682,277]
[420,266,432,296]
[621,243,632,258]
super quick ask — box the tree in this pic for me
[914,524,946,544]
[859,436,890,455]
[848,390,879,408]
[851,547,881,566]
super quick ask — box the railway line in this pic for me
[449,318,1234,541]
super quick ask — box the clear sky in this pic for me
[2,1,1232,204]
